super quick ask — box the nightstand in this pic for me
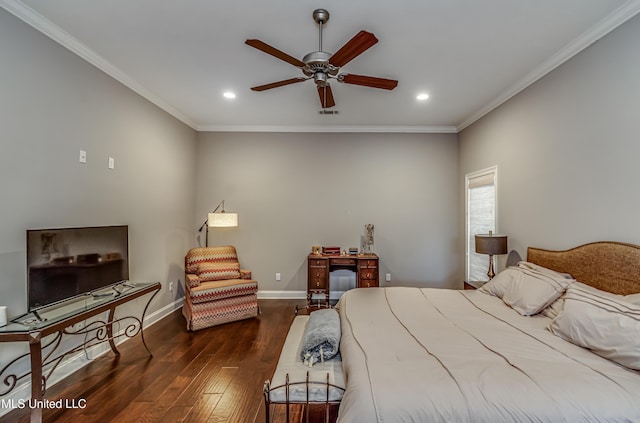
[463,280,488,290]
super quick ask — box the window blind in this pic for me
[466,168,497,281]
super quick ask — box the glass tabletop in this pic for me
[0,281,158,334]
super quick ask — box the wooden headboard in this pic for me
[527,241,640,295]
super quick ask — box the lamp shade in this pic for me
[475,234,508,255]
[208,212,238,228]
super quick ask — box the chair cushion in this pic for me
[197,262,241,282]
[188,279,258,304]
[185,246,238,274]
[183,293,258,331]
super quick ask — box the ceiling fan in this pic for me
[245,9,398,109]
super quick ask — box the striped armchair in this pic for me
[182,246,259,331]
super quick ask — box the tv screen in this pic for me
[26,225,129,311]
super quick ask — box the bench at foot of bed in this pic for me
[264,315,345,423]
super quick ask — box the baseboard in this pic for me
[0,297,184,418]
[257,290,306,299]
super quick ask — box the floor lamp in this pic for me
[198,200,238,247]
[475,231,508,280]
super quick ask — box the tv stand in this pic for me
[0,282,160,423]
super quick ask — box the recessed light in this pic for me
[416,93,429,101]
[223,91,236,99]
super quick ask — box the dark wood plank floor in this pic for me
[0,300,332,423]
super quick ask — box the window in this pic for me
[465,166,498,281]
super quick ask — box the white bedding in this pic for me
[336,287,640,422]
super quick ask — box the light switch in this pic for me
[276,273,281,281]
[79,150,87,163]
[108,157,115,169]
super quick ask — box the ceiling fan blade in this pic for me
[245,39,305,68]
[339,74,398,90]
[329,31,378,67]
[317,85,336,108]
[250,77,307,91]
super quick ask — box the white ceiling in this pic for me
[3,0,640,132]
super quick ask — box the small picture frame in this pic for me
[311,245,321,255]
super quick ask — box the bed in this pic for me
[335,242,640,422]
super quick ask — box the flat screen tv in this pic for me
[26,225,129,311]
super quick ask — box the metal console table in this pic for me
[0,281,160,423]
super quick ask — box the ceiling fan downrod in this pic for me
[304,9,335,88]
[313,9,329,52]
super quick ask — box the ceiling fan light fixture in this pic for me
[223,91,236,99]
[314,72,328,87]
[417,93,430,101]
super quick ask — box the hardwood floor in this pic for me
[0,300,329,423]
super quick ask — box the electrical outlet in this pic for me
[79,150,87,163]
[385,273,391,282]
[169,282,174,292]
[276,273,281,281]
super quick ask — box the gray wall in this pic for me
[459,14,640,264]
[196,132,460,293]
[0,8,197,376]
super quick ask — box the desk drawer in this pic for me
[309,259,327,267]
[331,258,356,266]
[359,279,378,288]
[359,259,378,268]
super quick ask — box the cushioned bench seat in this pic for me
[265,315,345,407]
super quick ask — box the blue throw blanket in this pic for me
[299,308,341,366]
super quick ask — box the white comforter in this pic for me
[336,287,640,422]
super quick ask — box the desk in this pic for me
[307,254,379,305]
[0,282,160,423]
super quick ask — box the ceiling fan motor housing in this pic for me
[302,51,339,85]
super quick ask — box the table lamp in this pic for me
[475,231,508,280]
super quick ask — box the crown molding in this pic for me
[196,124,458,133]
[457,0,640,131]
[0,0,197,129]
[4,0,639,134]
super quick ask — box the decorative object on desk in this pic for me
[475,231,508,280]
[349,247,358,255]
[197,200,238,247]
[322,246,341,256]
[361,224,374,254]
[312,245,321,255]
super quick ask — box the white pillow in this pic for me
[479,262,574,316]
[549,284,640,370]
[542,282,640,319]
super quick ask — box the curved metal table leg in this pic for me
[139,288,160,356]
[106,306,120,356]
